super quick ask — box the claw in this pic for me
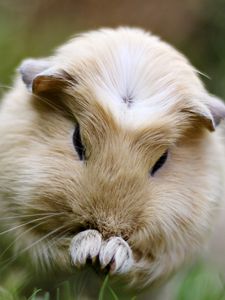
[99,237,133,274]
[70,231,133,274]
[70,229,102,267]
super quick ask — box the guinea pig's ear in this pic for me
[19,59,73,96]
[205,96,225,130]
[186,95,225,131]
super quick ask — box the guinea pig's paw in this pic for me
[99,237,133,275]
[70,230,102,268]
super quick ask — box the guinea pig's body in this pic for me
[0,27,225,299]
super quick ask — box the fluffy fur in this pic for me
[0,27,225,297]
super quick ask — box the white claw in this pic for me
[70,229,102,267]
[99,237,133,274]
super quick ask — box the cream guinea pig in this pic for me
[0,27,225,298]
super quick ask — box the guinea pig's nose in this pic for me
[70,229,133,274]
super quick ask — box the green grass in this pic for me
[177,264,225,300]
[0,256,225,300]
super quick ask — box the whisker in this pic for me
[0,79,74,119]
[0,224,67,271]
[43,228,70,256]
[0,84,13,90]
[0,218,53,259]
[2,203,62,211]
[32,226,71,271]
[0,212,66,221]
[0,81,74,119]
[28,91,74,119]
[46,228,70,249]
[19,224,68,255]
[195,69,211,80]
[0,213,64,236]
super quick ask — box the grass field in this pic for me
[0,239,225,300]
[1,266,225,300]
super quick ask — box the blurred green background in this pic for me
[0,0,225,98]
[0,0,225,299]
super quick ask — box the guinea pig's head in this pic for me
[0,27,225,289]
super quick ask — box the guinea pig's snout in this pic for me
[69,229,133,274]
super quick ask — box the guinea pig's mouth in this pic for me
[6,209,134,276]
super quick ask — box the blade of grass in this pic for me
[0,287,13,300]
[43,292,50,300]
[28,289,42,300]
[107,286,119,300]
[56,288,60,300]
[98,275,109,300]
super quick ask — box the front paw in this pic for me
[99,237,133,274]
[70,229,102,267]
[70,231,133,274]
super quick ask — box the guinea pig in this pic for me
[0,27,225,298]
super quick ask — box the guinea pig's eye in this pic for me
[150,150,168,176]
[73,125,85,160]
